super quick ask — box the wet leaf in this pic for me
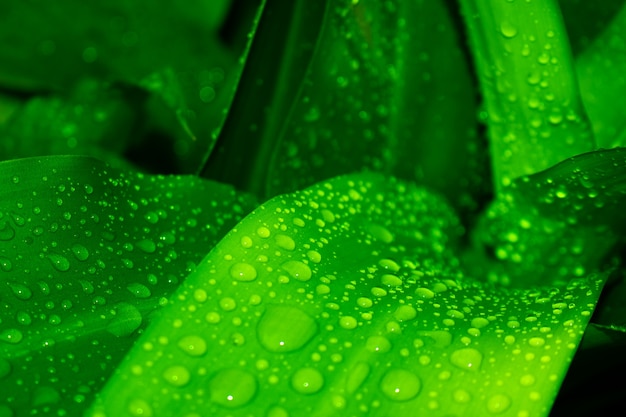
[89,172,605,417]
[0,155,257,416]
[201,0,487,218]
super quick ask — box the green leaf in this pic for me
[201,0,487,218]
[0,0,250,173]
[89,172,604,417]
[0,156,257,416]
[460,0,594,192]
[465,147,626,287]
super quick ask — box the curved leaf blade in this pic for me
[89,172,604,417]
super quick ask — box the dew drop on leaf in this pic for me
[449,348,483,371]
[8,282,32,300]
[177,335,207,357]
[486,393,512,414]
[127,398,153,417]
[257,305,317,352]
[71,243,90,261]
[106,303,142,337]
[47,253,70,271]
[229,262,258,282]
[365,335,392,353]
[275,234,296,251]
[126,283,152,298]
[379,369,421,401]
[281,260,312,281]
[209,368,257,408]
[291,367,324,394]
[162,365,191,387]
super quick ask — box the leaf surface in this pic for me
[89,172,604,417]
[0,156,257,416]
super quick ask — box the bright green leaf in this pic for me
[89,172,605,417]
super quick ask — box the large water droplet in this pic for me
[486,393,512,414]
[379,369,421,401]
[47,254,70,272]
[275,234,296,251]
[291,367,324,394]
[257,305,317,352]
[365,336,391,353]
[8,282,32,300]
[209,368,257,408]
[178,335,208,357]
[71,244,90,261]
[281,260,312,281]
[230,262,258,282]
[163,365,191,387]
[107,303,142,337]
[450,348,483,371]
[128,398,153,417]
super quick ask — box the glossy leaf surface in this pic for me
[90,173,604,417]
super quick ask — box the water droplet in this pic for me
[8,283,32,300]
[178,335,207,357]
[528,337,545,347]
[520,374,535,386]
[381,274,403,287]
[240,236,253,248]
[71,244,90,261]
[275,234,296,251]
[379,369,421,401]
[365,336,391,353]
[47,254,70,272]
[128,398,153,417]
[0,329,23,344]
[415,287,435,299]
[291,367,324,394]
[379,258,401,272]
[346,362,370,394]
[471,317,490,328]
[266,406,289,417]
[486,393,512,414]
[107,303,142,337]
[339,316,358,329]
[500,21,518,38]
[0,221,15,241]
[219,297,237,311]
[257,227,271,238]
[136,239,156,253]
[127,283,152,298]
[257,305,317,352]
[453,388,471,403]
[393,305,417,322]
[281,260,312,281]
[230,263,258,282]
[450,348,483,371]
[163,365,191,387]
[366,224,394,243]
[306,250,322,263]
[0,256,12,272]
[209,368,257,408]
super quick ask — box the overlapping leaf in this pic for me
[0,156,257,416]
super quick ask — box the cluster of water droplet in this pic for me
[0,157,255,416]
[88,173,602,417]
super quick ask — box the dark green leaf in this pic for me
[0,156,256,416]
